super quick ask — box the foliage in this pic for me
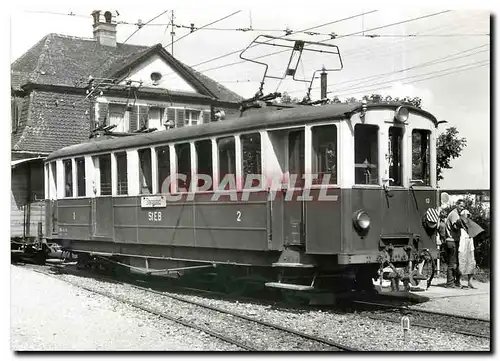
[441,195,491,269]
[436,127,467,182]
[279,92,301,104]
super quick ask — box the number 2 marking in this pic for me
[236,210,242,222]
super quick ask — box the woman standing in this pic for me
[458,210,477,289]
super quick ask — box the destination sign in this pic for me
[141,195,167,208]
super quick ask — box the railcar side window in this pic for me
[412,129,431,186]
[388,127,403,186]
[354,124,379,185]
[288,130,305,188]
[99,154,112,195]
[63,159,73,197]
[175,143,191,191]
[115,152,128,195]
[76,157,86,197]
[50,162,57,196]
[312,125,337,185]
[156,146,170,193]
[241,133,262,188]
[218,137,236,190]
[195,140,213,191]
[138,149,153,194]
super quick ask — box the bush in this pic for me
[441,195,491,269]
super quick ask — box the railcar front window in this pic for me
[116,152,128,195]
[388,127,403,186]
[218,137,236,190]
[354,124,379,185]
[99,154,112,195]
[241,133,262,188]
[195,140,213,191]
[175,143,191,191]
[412,129,431,186]
[138,149,152,194]
[156,146,170,193]
[312,125,337,185]
[76,157,86,197]
[63,159,73,197]
[288,130,305,188]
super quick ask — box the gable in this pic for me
[119,54,197,93]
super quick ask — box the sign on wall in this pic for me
[141,195,167,208]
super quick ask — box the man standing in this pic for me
[444,199,466,288]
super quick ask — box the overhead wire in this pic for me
[188,10,378,70]
[123,9,170,44]
[285,43,490,95]
[164,10,242,48]
[195,10,452,74]
[332,62,489,98]
[329,60,489,97]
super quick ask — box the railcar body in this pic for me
[43,102,440,292]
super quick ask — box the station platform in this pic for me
[375,275,490,320]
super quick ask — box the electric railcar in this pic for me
[43,101,440,294]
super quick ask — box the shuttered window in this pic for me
[138,105,149,130]
[175,109,185,128]
[202,110,211,124]
[97,102,109,126]
[129,106,138,132]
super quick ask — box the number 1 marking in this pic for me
[236,210,242,222]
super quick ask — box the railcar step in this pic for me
[265,282,315,291]
[271,262,315,268]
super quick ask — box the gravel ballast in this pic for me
[10,265,491,351]
[10,265,239,351]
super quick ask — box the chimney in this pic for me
[92,10,117,47]
[320,67,327,99]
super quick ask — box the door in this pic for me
[283,129,305,247]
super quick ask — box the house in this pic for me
[10,10,243,240]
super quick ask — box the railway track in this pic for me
[23,263,356,351]
[351,300,490,339]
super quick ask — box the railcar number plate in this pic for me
[141,195,167,208]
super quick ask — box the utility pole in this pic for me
[170,10,175,56]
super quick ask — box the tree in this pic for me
[436,127,467,182]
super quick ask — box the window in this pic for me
[99,154,112,196]
[312,125,337,185]
[288,130,305,188]
[148,107,163,131]
[175,143,191,191]
[156,146,171,194]
[195,140,213,190]
[218,137,236,189]
[50,162,57,196]
[109,104,128,133]
[115,152,128,195]
[388,127,403,186]
[63,159,73,197]
[354,124,379,185]
[139,149,153,194]
[185,109,201,126]
[76,157,86,197]
[412,129,431,186]
[241,133,262,188]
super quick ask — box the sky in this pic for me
[6,0,493,190]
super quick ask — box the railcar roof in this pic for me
[46,102,438,161]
